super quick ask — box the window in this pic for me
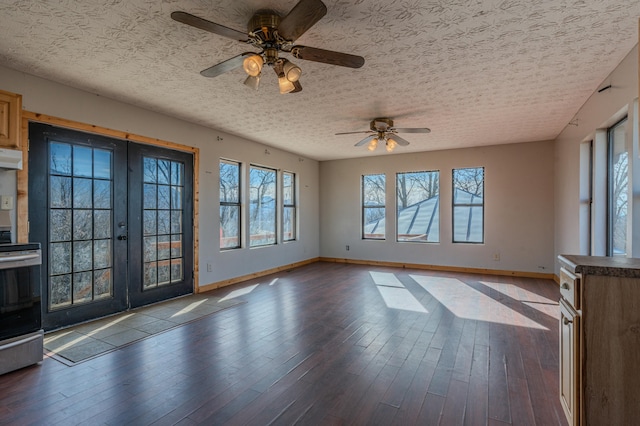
[396,171,439,242]
[249,165,276,247]
[362,174,385,239]
[219,159,241,249]
[608,117,628,256]
[283,171,296,242]
[452,167,484,243]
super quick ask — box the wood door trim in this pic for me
[18,111,200,291]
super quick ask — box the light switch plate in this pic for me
[1,195,14,210]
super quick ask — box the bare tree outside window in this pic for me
[608,117,628,256]
[220,160,241,249]
[142,157,184,289]
[396,171,439,242]
[283,171,296,242]
[453,167,484,243]
[250,166,276,247]
[48,142,114,309]
[362,174,385,239]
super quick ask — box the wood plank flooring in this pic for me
[0,262,567,425]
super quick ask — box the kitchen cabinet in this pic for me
[558,255,640,426]
[0,89,22,149]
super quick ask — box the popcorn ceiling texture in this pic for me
[0,0,638,160]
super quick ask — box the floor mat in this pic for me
[44,293,245,365]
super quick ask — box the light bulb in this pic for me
[368,138,378,151]
[278,76,295,94]
[386,138,397,152]
[242,55,263,77]
[283,60,301,82]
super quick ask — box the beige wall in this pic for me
[554,45,639,273]
[0,65,321,288]
[1,41,636,281]
[319,140,555,274]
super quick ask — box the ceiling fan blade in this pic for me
[200,53,253,78]
[291,46,364,68]
[171,11,248,42]
[388,134,411,146]
[278,0,327,41]
[335,131,370,135]
[355,135,376,147]
[392,127,431,134]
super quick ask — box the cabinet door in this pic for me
[560,299,580,426]
[0,89,21,148]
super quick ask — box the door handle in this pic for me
[117,235,128,241]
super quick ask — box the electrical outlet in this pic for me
[0,196,13,210]
[346,245,350,251]
[493,252,500,261]
[206,263,212,272]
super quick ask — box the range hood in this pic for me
[0,149,22,170]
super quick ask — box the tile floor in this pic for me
[43,293,245,364]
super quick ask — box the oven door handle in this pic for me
[0,254,40,263]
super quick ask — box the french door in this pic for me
[29,123,193,330]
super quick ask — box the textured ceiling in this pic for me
[0,0,638,160]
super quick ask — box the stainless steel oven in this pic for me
[0,243,43,375]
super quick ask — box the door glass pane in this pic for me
[48,142,114,310]
[142,156,185,289]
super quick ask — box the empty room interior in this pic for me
[1,1,640,424]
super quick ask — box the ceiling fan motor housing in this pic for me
[371,118,394,132]
[248,12,281,42]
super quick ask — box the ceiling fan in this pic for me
[171,0,365,94]
[336,118,431,152]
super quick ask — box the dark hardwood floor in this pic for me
[0,262,567,425]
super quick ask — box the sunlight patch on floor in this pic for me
[220,283,259,302]
[370,271,428,313]
[170,299,207,318]
[480,281,558,319]
[44,313,135,351]
[369,271,404,288]
[375,286,428,313]
[410,275,547,330]
[268,278,279,286]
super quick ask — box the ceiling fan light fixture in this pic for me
[278,76,296,94]
[243,74,261,90]
[386,138,397,152]
[282,59,302,82]
[367,138,378,151]
[242,54,263,77]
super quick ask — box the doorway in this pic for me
[28,123,194,330]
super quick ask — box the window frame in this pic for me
[362,173,386,240]
[219,159,242,250]
[452,167,485,244]
[606,116,629,257]
[249,164,277,248]
[395,170,440,243]
[282,171,297,242]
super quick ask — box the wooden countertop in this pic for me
[559,254,640,278]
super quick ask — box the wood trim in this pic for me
[198,257,321,293]
[201,256,556,294]
[21,111,198,154]
[319,257,556,280]
[16,116,29,243]
[17,111,200,290]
